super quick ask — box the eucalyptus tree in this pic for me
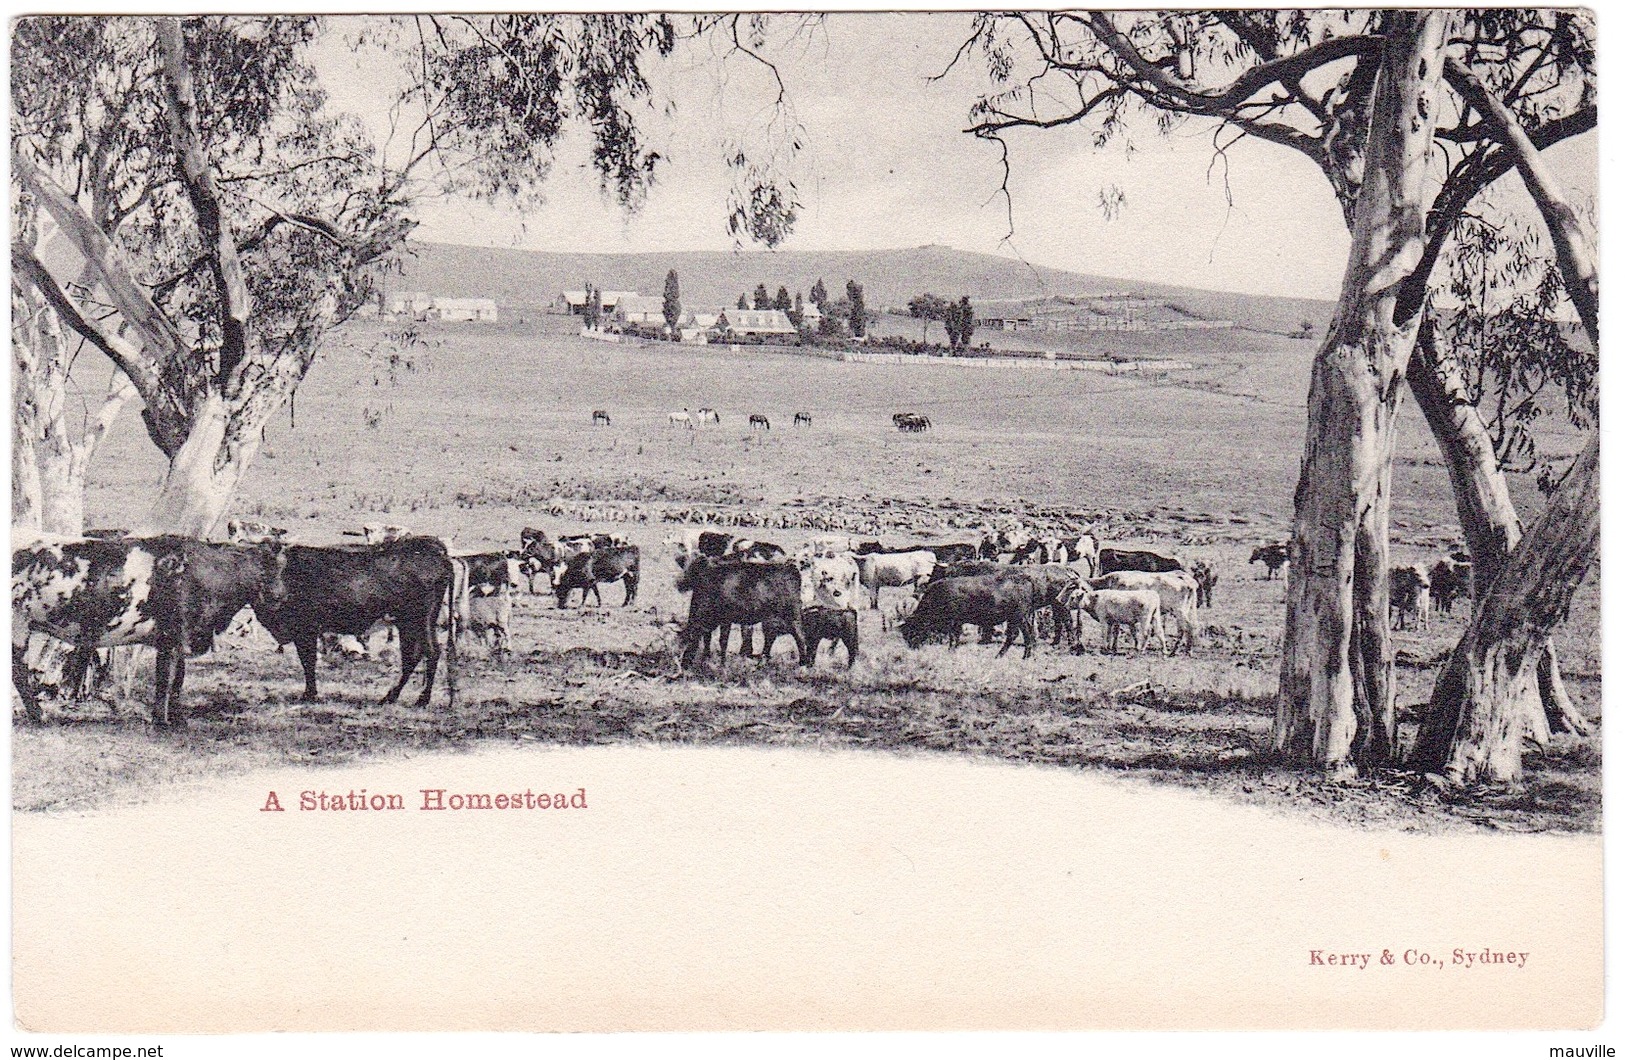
[954,10,1596,782]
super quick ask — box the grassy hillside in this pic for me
[385,241,1334,337]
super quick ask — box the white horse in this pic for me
[668,409,693,429]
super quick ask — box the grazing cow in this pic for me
[901,574,1037,659]
[252,537,456,707]
[592,409,611,427]
[749,414,771,431]
[696,407,721,425]
[1190,560,1219,608]
[12,537,287,725]
[555,545,641,609]
[1070,586,1166,654]
[762,607,858,668]
[793,412,812,428]
[857,549,936,608]
[668,410,694,429]
[1091,570,1199,653]
[1429,557,1472,614]
[226,518,288,544]
[1250,542,1290,579]
[675,557,807,670]
[1390,564,1432,631]
[1097,546,1185,575]
[452,551,521,657]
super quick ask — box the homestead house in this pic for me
[425,297,499,322]
[712,308,799,345]
[613,295,670,338]
[559,290,637,316]
[387,291,434,317]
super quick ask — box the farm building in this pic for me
[387,291,434,316]
[425,297,499,322]
[613,295,670,338]
[559,290,638,316]
[712,308,799,345]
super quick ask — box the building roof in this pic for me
[719,309,796,333]
[433,297,497,311]
[616,295,666,317]
[563,289,637,307]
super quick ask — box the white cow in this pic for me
[857,549,936,609]
[1072,587,1166,654]
[798,553,862,612]
[802,534,856,559]
[1090,570,1199,653]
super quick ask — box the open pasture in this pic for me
[25,321,1599,830]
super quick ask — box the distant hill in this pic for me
[386,241,1334,337]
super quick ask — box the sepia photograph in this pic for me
[6,8,1606,1048]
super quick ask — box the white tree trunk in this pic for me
[1274,12,1448,777]
[136,393,261,538]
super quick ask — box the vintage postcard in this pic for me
[7,9,1604,1049]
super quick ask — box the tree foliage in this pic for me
[845,280,867,338]
[662,269,682,333]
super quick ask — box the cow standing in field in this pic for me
[12,537,287,725]
[762,552,862,667]
[1091,569,1199,653]
[555,544,640,609]
[252,536,456,707]
[901,573,1037,659]
[675,557,807,671]
[1097,546,1184,575]
[1429,557,1472,614]
[518,527,559,593]
[1390,564,1432,631]
[1250,542,1290,579]
[857,549,936,609]
[1190,561,1219,608]
[1069,586,1166,654]
[452,551,522,657]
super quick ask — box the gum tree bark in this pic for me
[1274,12,1448,777]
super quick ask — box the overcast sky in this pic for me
[314,13,1598,303]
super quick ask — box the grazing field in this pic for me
[20,318,1600,831]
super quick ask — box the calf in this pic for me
[12,537,286,725]
[762,607,858,668]
[1097,546,1185,575]
[252,537,456,707]
[1091,570,1199,653]
[1250,542,1290,579]
[675,557,807,670]
[555,545,640,609]
[1071,587,1166,654]
[453,551,521,657]
[901,573,1037,659]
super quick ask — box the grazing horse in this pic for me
[668,410,694,429]
[793,412,812,428]
[696,408,721,425]
[749,414,771,431]
[592,409,611,426]
[892,412,931,432]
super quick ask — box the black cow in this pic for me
[900,573,1037,659]
[675,557,807,670]
[762,606,858,668]
[1249,543,1290,579]
[555,545,640,608]
[1191,560,1219,608]
[12,536,286,726]
[1098,547,1185,575]
[1429,557,1472,614]
[252,537,456,707]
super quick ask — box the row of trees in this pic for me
[957,10,1597,785]
[906,293,977,352]
[728,277,868,338]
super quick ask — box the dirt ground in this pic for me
[15,320,1601,832]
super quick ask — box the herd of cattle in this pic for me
[10,516,1476,727]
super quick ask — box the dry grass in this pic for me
[22,320,1599,831]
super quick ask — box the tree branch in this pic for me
[12,241,162,404]
[13,150,185,364]
[1445,57,1597,349]
[157,17,250,390]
